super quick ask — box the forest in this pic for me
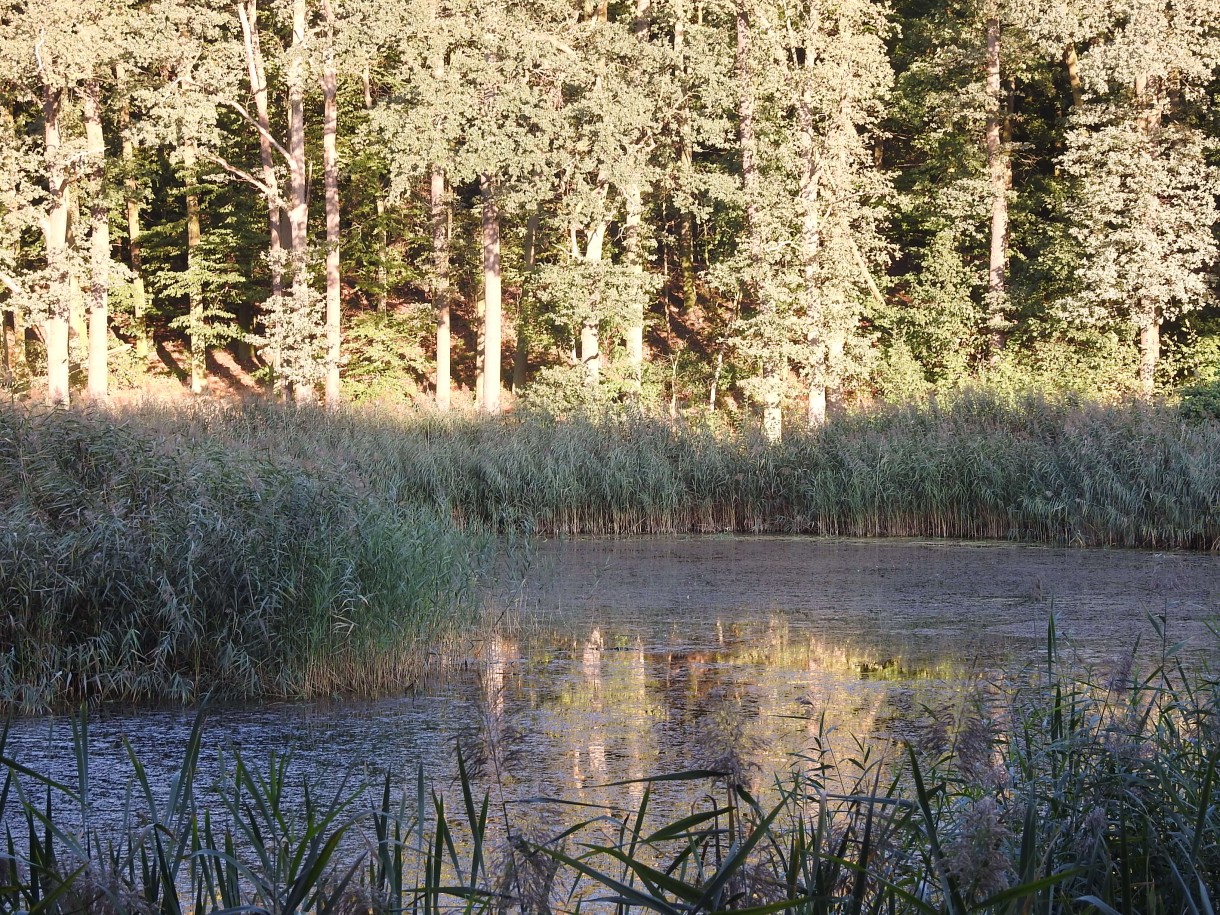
[0,0,1216,432]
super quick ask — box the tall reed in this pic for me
[0,407,488,712]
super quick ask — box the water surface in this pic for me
[7,537,1217,825]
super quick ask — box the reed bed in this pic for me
[0,407,488,713]
[2,392,1216,709]
[92,392,1220,547]
[0,620,1216,914]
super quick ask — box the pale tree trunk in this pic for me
[1063,43,1082,109]
[41,80,71,406]
[322,0,341,409]
[182,139,206,395]
[67,194,88,367]
[432,167,451,409]
[287,0,312,403]
[362,66,388,313]
[1133,72,1160,395]
[1138,315,1159,395]
[797,91,824,428]
[513,205,540,393]
[623,184,644,389]
[238,0,284,303]
[480,174,502,414]
[622,0,650,392]
[82,81,108,399]
[735,0,780,441]
[581,221,606,388]
[116,63,150,364]
[674,0,697,314]
[984,5,1010,357]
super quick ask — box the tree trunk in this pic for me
[116,63,150,364]
[432,167,451,410]
[674,0,697,314]
[81,81,108,399]
[1138,315,1159,396]
[984,6,1009,357]
[735,0,780,441]
[481,174,502,414]
[514,206,540,393]
[581,222,606,388]
[362,66,388,314]
[238,0,284,304]
[1063,43,1082,109]
[182,139,206,395]
[287,0,312,403]
[797,90,824,428]
[322,0,341,409]
[624,184,644,390]
[41,81,70,406]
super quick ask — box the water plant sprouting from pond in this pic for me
[0,619,1216,914]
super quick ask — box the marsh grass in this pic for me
[0,619,1216,914]
[0,407,490,713]
[105,391,1219,546]
[2,391,1217,710]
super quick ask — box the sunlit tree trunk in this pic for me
[797,87,824,427]
[984,5,1010,357]
[182,139,206,395]
[287,0,312,403]
[674,0,696,314]
[116,63,150,364]
[238,0,283,303]
[581,221,606,388]
[1063,43,1082,109]
[82,81,108,399]
[40,79,70,406]
[362,65,388,314]
[735,0,780,441]
[432,167,451,410]
[624,186,644,390]
[514,205,540,393]
[322,0,341,409]
[481,174,502,414]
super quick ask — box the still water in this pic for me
[5,537,1218,824]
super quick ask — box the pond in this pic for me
[5,537,1218,828]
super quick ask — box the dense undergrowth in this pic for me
[1,391,1217,710]
[0,621,1216,914]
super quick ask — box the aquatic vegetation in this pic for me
[1,391,1217,710]
[0,621,1216,913]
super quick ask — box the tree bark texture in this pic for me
[183,139,206,395]
[735,0,781,441]
[82,81,108,399]
[481,174,502,414]
[984,7,1010,356]
[41,80,70,406]
[322,0,342,409]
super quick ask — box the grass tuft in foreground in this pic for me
[0,620,1217,913]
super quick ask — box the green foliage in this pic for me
[342,308,433,403]
[1179,378,1220,422]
